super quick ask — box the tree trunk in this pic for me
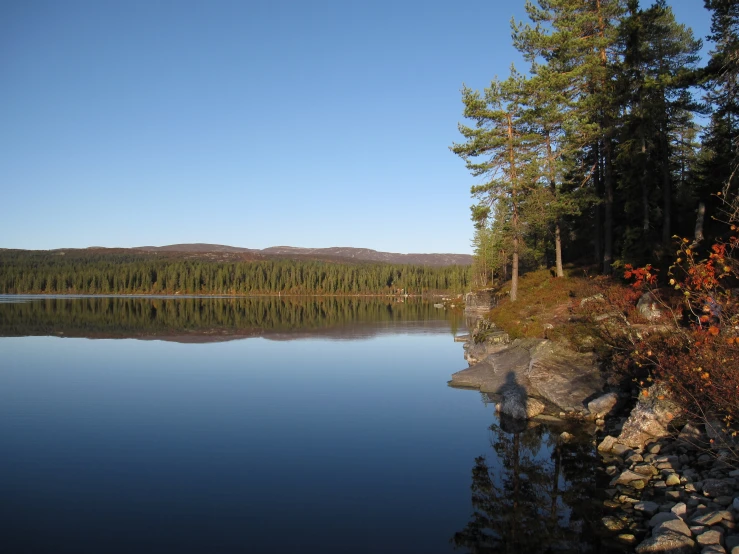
[507,113,520,301]
[596,0,613,275]
[660,127,672,247]
[693,201,705,246]
[594,142,603,265]
[641,132,649,233]
[554,224,564,278]
[603,136,614,275]
[547,132,564,278]
[511,238,519,302]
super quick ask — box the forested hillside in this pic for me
[453,0,737,299]
[0,250,470,295]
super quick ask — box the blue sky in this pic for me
[1,0,711,254]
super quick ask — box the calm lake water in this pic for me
[0,297,619,553]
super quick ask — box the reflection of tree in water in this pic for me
[452,415,605,553]
[0,296,458,339]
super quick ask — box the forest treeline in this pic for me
[0,250,470,295]
[0,296,460,339]
[453,0,738,300]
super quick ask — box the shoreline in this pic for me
[457,313,739,553]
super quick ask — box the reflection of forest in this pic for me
[0,296,464,341]
[453,416,616,554]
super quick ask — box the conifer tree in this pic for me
[452,70,540,301]
[513,0,626,274]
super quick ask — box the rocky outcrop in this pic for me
[450,337,604,414]
[462,319,510,365]
[464,290,497,314]
[617,383,682,449]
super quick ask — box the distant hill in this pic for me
[134,243,472,266]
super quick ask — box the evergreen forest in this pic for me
[452,0,738,299]
[0,250,470,295]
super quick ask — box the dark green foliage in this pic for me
[0,296,458,339]
[455,0,731,280]
[0,250,470,295]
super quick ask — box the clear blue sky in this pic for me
[1,0,711,254]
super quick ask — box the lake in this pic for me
[0,296,621,553]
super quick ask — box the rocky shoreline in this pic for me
[596,423,739,553]
[452,316,739,553]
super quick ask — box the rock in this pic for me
[628,453,645,464]
[697,530,724,546]
[679,422,708,446]
[598,435,618,453]
[618,533,638,545]
[618,383,683,449]
[634,464,658,476]
[635,501,661,516]
[588,392,619,417]
[726,535,739,550]
[613,470,652,487]
[703,480,734,498]
[613,443,632,456]
[701,547,727,554]
[734,497,739,511]
[637,291,663,320]
[495,380,546,420]
[580,293,605,307]
[525,398,546,418]
[464,290,497,313]
[649,513,680,527]
[693,511,728,526]
[526,340,604,411]
[654,518,692,537]
[666,474,682,486]
[636,532,695,554]
[671,503,688,518]
[560,431,574,442]
[648,443,662,454]
[603,516,626,532]
[450,338,603,412]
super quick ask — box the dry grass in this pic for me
[484,267,611,341]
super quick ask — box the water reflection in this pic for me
[0,295,465,341]
[452,405,618,553]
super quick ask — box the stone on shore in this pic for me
[588,392,619,418]
[635,532,695,554]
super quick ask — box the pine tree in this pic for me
[513,0,627,274]
[452,69,540,301]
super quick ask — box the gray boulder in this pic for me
[637,291,663,321]
[588,392,619,417]
[653,518,692,538]
[527,341,604,411]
